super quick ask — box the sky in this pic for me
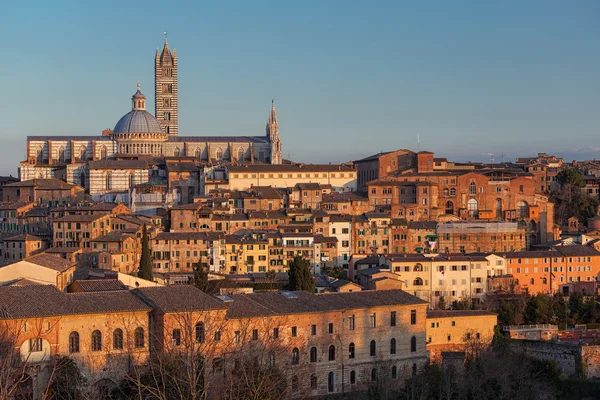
[1,0,599,175]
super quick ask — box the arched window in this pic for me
[113,328,123,350]
[79,172,86,189]
[530,278,535,285]
[411,336,417,352]
[493,198,502,219]
[129,174,135,188]
[450,188,456,196]
[370,340,376,357]
[134,327,144,348]
[238,148,245,161]
[328,371,335,393]
[468,198,479,217]
[349,342,355,359]
[350,370,356,384]
[92,330,102,351]
[414,263,423,272]
[195,322,205,344]
[79,146,86,161]
[215,148,223,160]
[518,201,529,218]
[371,368,377,382]
[36,147,43,162]
[69,332,80,353]
[443,188,449,197]
[328,345,336,361]
[105,173,111,191]
[195,148,202,161]
[412,363,417,375]
[310,346,317,363]
[445,201,454,215]
[542,277,547,285]
[100,146,107,160]
[469,182,476,195]
[390,338,396,354]
[310,374,317,389]
[174,147,180,157]
[392,365,397,379]
[413,277,423,286]
[58,146,65,163]
[291,375,298,392]
[291,347,299,364]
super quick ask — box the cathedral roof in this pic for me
[113,110,164,134]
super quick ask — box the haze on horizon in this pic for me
[1,0,598,176]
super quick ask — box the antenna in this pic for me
[417,134,420,152]
[488,153,495,163]
[500,152,505,163]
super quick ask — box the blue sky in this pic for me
[1,0,599,175]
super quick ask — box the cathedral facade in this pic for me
[19,39,283,191]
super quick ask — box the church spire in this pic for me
[266,100,282,164]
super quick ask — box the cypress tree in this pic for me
[138,224,153,281]
[287,255,315,293]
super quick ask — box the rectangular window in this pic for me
[328,322,334,334]
[349,314,355,331]
[29,338,43,352]
[390,311,397,327]
[252,329,258,341]
[235,331,241,343]
[410,309,417,325]
[172,329,181,346]
[291,326,297,337]
[370,313,377,328]
[273,327,279,339]
[311,324,317,336]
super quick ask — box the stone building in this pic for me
[19,39,283,194]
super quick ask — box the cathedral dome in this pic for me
[113,83,164,135]
[113,110,163,134]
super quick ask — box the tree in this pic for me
[551,168,599,226]
[287,255,315,293]
[194,263,209,292]
[265,270,277,291]
[320,263,345,279]
[47,356,87,400]
[138,224,153,281]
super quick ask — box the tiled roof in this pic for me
[554,245,600,257]
[72,279,127,292]
[54,214,106,222]
[135,286,227,313]
[226,290,426,319]
[92,231,136,242]
[155,232,213,241]
[27,136,110,141]
[4,234,42,241]
[407,221,438,230]
[166,161,199,172]
[426,310,497,318]
[228,164,356,173]
[23,253,75,272]
[321,192,367,203]
[5,178,77,190]
[0,285,151,319]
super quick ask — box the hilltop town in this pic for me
[1,38,600,400]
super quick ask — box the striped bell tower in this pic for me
[155,33,178,135]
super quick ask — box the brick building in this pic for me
[2,178,84,205]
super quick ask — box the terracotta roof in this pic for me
[23,253,75,272]
[426,310,497,318]
[54,214,106,222]
[72,279,127,292]
[228,164,356,173]
[226,290,426,319]
[92,231,136,242]
[4,234,42,241]
[155,232,213,241]
[0,285,151,319]
[136,286,227,313]
[5,178,78,190]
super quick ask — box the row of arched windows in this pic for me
[69,328,145,353]
[297,337,416,364]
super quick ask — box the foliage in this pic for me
[451,297,472,310]
[320,263,346,280]
[287,255,315,293]
[193,263,209,292]
[47,356,87,400]
[551,168,599,226]
[138,224,153,281]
